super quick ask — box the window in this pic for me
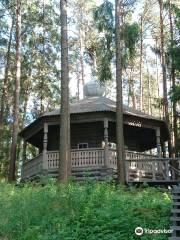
[78,143,88,149]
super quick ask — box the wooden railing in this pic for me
[47,151,59,169]
[71,148,105,168]
[46,149,156,170]
[107,150,155,169]
[125,158,169,182]
[125,151,155,160]
[46,148,105,169]
[21,149,180,182]
[169,159,180,180]
[108,149,117,168]
[126,158,180,182]
[21,153,43,180]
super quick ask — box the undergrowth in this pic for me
[0,179,171,240]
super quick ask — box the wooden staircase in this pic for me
[169,184,180,240]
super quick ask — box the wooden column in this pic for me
[104,118,109,167]
[42,123,48,170]
[156,127,162,157]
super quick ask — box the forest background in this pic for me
[0,0,179,180]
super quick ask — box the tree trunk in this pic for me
[168,0,177,157]
[76,64,80,100]
[145,55,152,115]
[155,37,162,118]
[59,0,71,182]
[40,73,44,115]
[128,71,136,109]
[158,0,172,157]
[115,0,126,184]
[8,0,21,182]
[40,0,45,116]
[79,28,85,87]
[139,15,143,111]
[0,18,14,150]
[20,69,31,165]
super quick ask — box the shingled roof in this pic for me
[43,96,162,122]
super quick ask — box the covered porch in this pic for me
[21,148,180,182]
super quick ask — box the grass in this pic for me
[0,179,172,240]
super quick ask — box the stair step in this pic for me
[171,209,180,213]
[172,196,180,200]
[170,216,180,221]
[173,202,180,206]
[173,189,180,193]
[169,238,180,240]
[171,226,180,231]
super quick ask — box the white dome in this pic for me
[83,80,105,98]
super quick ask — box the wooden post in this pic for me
[165,160,170,180]
[104,118,109,168]
[139,164,142,181]
[156,127,162,157]
[162,142,166,158]
[42,123,48,171]
[125,161,129,182]
[152,161,156,181]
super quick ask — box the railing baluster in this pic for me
[165,160,170,180]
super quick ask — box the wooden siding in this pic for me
[41,122,157,152]
[47,122,104,151]
[71,122,104,149]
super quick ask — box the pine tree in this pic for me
[115,0,126,184]
[158,0,172,157]
[8,0,21,182]
[58,0,71,182]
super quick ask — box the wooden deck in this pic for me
[21,148,180,183]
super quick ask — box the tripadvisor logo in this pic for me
[135,227,144,236]
[135,227,173,236]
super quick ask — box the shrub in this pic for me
[0,181,171,240]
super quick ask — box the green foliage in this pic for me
[165,2,180,73]
[92,0,140,83]
[123,23,140,61]
[169,84,180,103]
[92,0,114,83]
[93,0,114,33]
[0,0,61,176]
[0,181,171,240]
[169,46,180,71]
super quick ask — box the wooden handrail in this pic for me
[23,153,43,165]
[71,148,104,151]
[170,165,180,175]
[125,150,157,157]
[126,158,180,162]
